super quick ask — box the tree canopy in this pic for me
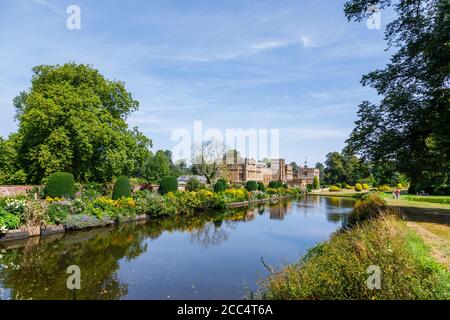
[344,0,450,194]
[3,63,153,184]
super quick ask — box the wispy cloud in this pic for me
[32,0,63,15]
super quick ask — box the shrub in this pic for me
[342,182,353,189]
[45,172,75,198]
[23,200,47,228]
[283,183,288,189]
[245,180,258,192]
[257,182,265,192]
[4,198,27,215]
[313,176,319,190]
[354,183,363,192]
[378,185,391,192]
[329,185,340,192]
[348,193,388,226]
[362,183,369,190]
[0,209,21,230]
[214,179,228,193]
[47,203,70,225]
[112,176,132,200]
[186,177,201,191]
[159,176,178,195]
[397,183,403,189]
[269,181,282,188]
[307,184,313,192]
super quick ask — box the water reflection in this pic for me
[0,197,354,300]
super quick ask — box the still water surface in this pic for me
[0,196,354,300]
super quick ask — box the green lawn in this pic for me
[379,192,450,210]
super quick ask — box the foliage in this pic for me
[214,179,228,193]
[378,185,391,192]
[0,209,21,230]
[362,183,369,190]
[257,182,265,192]
[268,181,283,188]
[354,183,363,192]
[44,172,75,198]
[258,215,449,299]
[22,200,47,227]
[344,0,450,195]
[245,180,258,192]
[397,183,403,189]
[348,193,388,226]
[112,176,131,200]
[307,184,313,193]
[342,182,353,189]
[219,188,249,202]
[0,134,27,184]
[64,214,113,230]
[329,185,341,192]
[143,150,171,183]
[186,177,201,192]
[47,203,70,225]
[3,198,27,215]
[10,63,152,183]
[159,176,178,195]
[313,176,319,190]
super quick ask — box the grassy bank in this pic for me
[257,213,449,299]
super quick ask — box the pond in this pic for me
[0,196,354,300]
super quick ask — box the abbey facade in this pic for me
[226,158,319,188]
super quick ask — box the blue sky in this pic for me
[0,0,392,165]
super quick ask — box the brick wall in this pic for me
[0,185,37,197]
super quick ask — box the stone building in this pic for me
[226,158,303,186]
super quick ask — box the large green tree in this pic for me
[143,150,171,183]
[10,63,152,183]
[344,0,450,194]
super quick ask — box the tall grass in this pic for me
[256,215,449,300]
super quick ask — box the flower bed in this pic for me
[0,184,301,241]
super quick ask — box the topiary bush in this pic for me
[329,185,340,192]
[245,180,258,191]
[313,176,319,190]
[159,176,178,195]
[112,176,132,200]
[362,183,369,190]
[257,182,266,192]
[269,181,282,188]
[45,172,75,198]
[397,183,403,189]
[307,184,313,192]
[378,185,391,192]
[214,179,228,193]
[354,183,363,192]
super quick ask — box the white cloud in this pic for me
[32,0,62,15]
[300,35,315,48]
